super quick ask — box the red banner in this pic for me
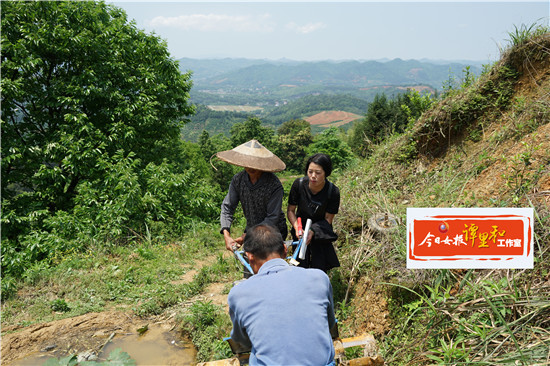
[407,209,533,269]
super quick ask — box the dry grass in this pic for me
[331,31,550,365]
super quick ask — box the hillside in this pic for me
[2,18,548,366]
[182,94,370,141]
[184,57,480,107]
[183,58,479,138]
[333,31,549,364]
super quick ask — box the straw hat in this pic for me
[216,140,286,172]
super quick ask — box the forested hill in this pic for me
[180,57,483,88]
[180,57,484,140]
[182,94,370,141]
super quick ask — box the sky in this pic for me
[110,1,549,63]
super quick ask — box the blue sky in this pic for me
[110,1,549,62]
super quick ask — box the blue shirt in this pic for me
[228,258,336,366]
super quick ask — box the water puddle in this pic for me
[11,354,51,366]
[11,324,196,366]
[100,324,196,365]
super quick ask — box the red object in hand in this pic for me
[297,217,303,237]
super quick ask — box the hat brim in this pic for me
[216,140,286,172]
[216,150,286,172]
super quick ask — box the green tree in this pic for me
[199,130,236,189]
[349,94,392,156]
[2,0,194,218]
[1,1,212,282]
[401,89,435,127]
[198,130,217,161]
[230,116,275,149]
[306,127,354,171]
[275,119,313,172]
[350,90,431,156]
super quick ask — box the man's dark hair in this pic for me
[305,153,333,177]
[244,224,285,260]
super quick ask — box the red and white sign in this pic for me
[407,208,533,269]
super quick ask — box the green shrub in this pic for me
[50,299,71,313]
[182,301,233,362]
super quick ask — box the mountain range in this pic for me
[178,57,485,140]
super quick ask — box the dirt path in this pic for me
[2,249,391,365]
[1,252,232,365]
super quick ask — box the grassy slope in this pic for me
[331,32,549,364]
[2,33,548,366]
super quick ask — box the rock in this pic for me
[41,344,57,352]
[77,350,97,362]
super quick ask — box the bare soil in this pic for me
[305,110,362,127]
[1,253,228,365]
[349,278,391,337]
[2,311,150,365]
[207,105,263,112]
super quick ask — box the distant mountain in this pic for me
[418,58,487,67]
[178,57,484,140]
[178,57,303,81]
[178,58,267,81]
[179,57,483,91]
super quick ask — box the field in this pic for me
[305,110,363,127]
[207,105,263,112]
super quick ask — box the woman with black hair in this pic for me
[287,153,340,272]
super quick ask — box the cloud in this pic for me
[148,13,275,32]
[285,22,326,34]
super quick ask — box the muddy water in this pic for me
[100,324,196,365]
[11,324,196,366]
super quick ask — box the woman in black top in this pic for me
[287,153,340,272]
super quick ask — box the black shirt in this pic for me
[288,177,340,224]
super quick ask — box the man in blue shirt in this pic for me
[227,224,336,366]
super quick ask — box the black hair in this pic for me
[304,153,333,177]
[243,224,285,260]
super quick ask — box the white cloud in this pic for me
[285,22,326,34]
[148,13,275,32]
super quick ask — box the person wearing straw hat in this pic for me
[217,140,288,257]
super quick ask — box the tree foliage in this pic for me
[0,1,218,283]
[229,116,275,149]
[349,90,434,156]
[306,127,354,171]
[198,130,237,190]
[274,119,313,172]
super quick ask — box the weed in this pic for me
[503,141,543,203]
[344,345,364,360]
[468,126,483,142]
[50,299,70,313]
[135,245,155,260]
[461,65,476,88]
[426,336,471,364]
[1,276,17,301]
[506,21,550,47]
[335,300,354,321]
[181,301,233,362]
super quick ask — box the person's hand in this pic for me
[225,237,241,251]
[235,235,245,245]
[224,231,241,251]
[306,230,314,245]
